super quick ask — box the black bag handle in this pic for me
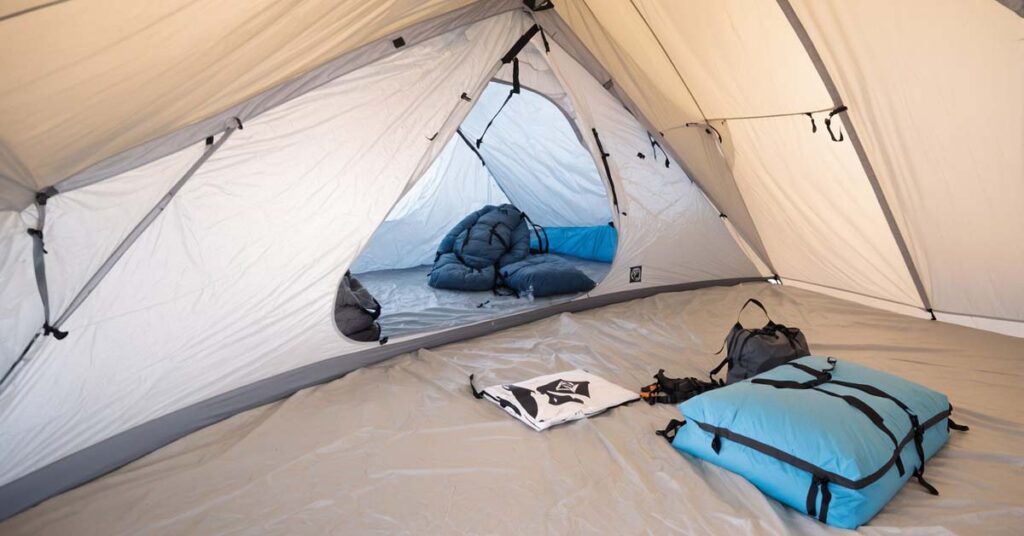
[736,298,772,325]
[710,298,772,380]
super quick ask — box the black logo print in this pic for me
[629,265,642,283]
[536,379,591,406]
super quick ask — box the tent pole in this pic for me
[775,0,934,317]
[1,125,238,390]
[51,124,240,332]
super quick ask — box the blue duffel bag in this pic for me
[661,356,969,529]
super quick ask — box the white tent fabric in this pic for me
[552,0,1023,333]
[790,0,1024,324]
[350,135,508,273]
[351,79,611,273]
[0,0,1021,524]
[0,9,759,518]
[464,84,611,228]
[0,9,532,492]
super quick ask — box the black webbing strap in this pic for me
[457,128,486,166]
[473,23,546,148]
[948,418,970,432]
[806,476,832,523]
[655,419,685,443]
[522,213,548,253]
[810,387,906,476]
[749,359,835,390]
[825,105,848,142]
[826,377,961,493]
[708,355,730,379]
[591,128,619,210]
[501,24,541,64]
[805,112,818,133]
[758,359,970,493]
[475,58,519,148]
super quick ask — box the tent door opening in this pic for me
[336,80,617,341]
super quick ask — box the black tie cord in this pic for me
[476,58,519,148]
[457,128,486,166]
[475,24,548,148]
[685,122,723,143]
[647,132,670,168]
[825,105,848,142]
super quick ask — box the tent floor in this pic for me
[5,283,1022,535]
[354,254,611,338]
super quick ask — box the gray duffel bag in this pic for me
[710,298,810,384]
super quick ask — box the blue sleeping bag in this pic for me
[529,225,617,263]
[668,356,968,529]
[429,204,530,291]
[499,255,596,297]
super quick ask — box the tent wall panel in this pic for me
[543,41,760,292]
[0,12,527,489]
[630,0,832,119]
[725,115,921,306]
[0,0,507,197]
[550,0,773,276]
[464,82,610,228]
[41,144,207,322]
[790,0,1024,324]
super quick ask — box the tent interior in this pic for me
[346,80,616,339]
[0,0,1021,533]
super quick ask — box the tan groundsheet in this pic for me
[4,282,1022,535]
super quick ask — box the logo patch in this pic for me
[536,378,592,406]
[629,265,642,283]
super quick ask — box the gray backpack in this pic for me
[334,271,382,342]
[710,299,810,384]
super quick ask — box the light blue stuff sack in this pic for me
[665,356,969,529]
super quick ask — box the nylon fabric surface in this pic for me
[0,11,529,489]
[356,256,610,338]
[3,283,1021,535]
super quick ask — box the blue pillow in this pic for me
[500,255,596,297]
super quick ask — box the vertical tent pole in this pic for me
[775,0,935,317]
